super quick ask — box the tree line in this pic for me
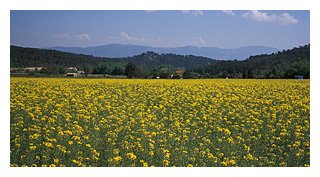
[10,44,309,79]
[188,44,310,79]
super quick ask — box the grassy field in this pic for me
[10,78,310,167]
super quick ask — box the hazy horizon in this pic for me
[11,10,309,50]
[12,42,286,50]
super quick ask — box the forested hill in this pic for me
[192,44,310,79]
[126,51,213,70]
[10,46,117,69]
[10,46,213,70]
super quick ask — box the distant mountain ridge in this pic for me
[51,43,279,60]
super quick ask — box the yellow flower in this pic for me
[29,145,37,150]
[113,156,122,162]
[245,154,254,160]
[93,149,100,157]
[163,160,170,167]
[44,142,53,148]
[72,136,80,141]
[10,78,310,167]
[126,152,137,160]
[229,160,236,166]
[113,149,120,155]
[221,161,228,166]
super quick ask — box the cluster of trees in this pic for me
[11,46,103,69]
[112,44,310,79]
[11,44,310,79]
[10,46,127,76]
[188,44,310,79]
[125,51,212,71]
[92,62,181,79]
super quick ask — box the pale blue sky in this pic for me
[10,10,309,50]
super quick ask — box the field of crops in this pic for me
[10,78,309,167]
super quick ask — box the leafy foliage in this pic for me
[10,46,129,75]
[126,51,213,71]
[192,44,310,79]
[10,44,309,79]
[125,62,141,78]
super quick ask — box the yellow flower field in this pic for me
[10,78,310,167]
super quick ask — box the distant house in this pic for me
[25,67,43,72]
[176,69,186,76]
[10,68,25,73]
[67,67,78,72]
[66,73,77,77]
[10,67,43,73]
[77,70,85,75]
[295,75,304,80]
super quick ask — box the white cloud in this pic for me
[181,10,204,17]
[242,10,298,25]
[195,36,206,46]
[222,10,235,16]
[76,33,91,41]
[120,32,145,42]
[54,34,70,39]
[277,13,299,25]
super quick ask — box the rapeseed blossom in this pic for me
[10,78,309,167]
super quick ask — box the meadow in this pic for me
[10,78,310,167]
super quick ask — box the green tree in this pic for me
[83,66,90,77]
[183,70,199,79]
[40,64,59,75]
[59,67,66,74]
[270,66,279,79]
[111,67,124,75]
[125,62,140,78]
